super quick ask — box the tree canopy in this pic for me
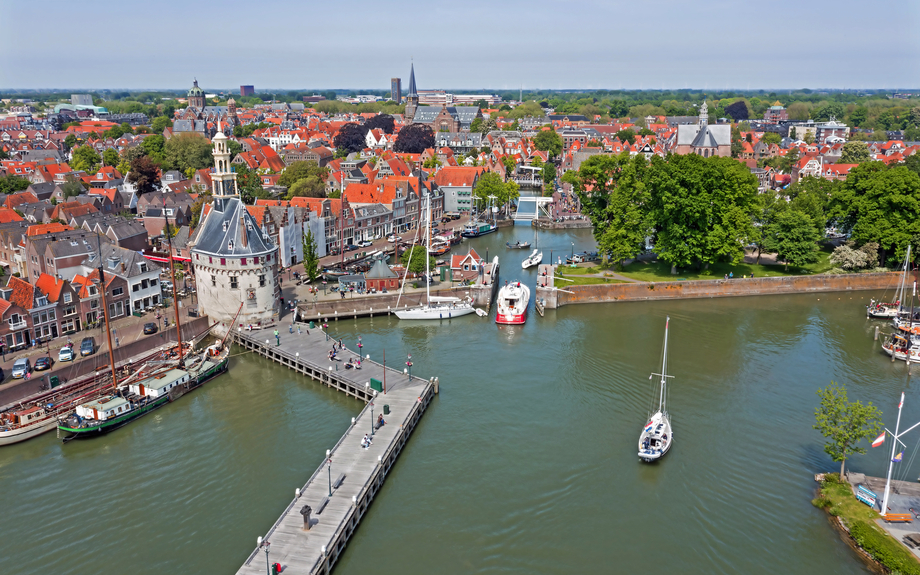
[838,141,871,165]
[71,146,101,173]
[762,209,822,269]
[400,245,434,276]
[472,172,519,212]
[365,114,395,134]
[334,122,368,154]
[0,174,31,195]
[533,129,563,156]
[164,133,213,173]
[393,123,435,154]
[813,382,883,477]
[127,155,161,195]
[278,161,327,188]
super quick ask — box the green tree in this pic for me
[469,117,484,133]
[848,106,868,127]
[829,163,920,263]
[164,133,213,173]
[761,132,781,145]
[140,134,167,164]
[762,209,821,269]
[233,164,269,204]
[71,146,101,173]
[615,129,636,145]
[472,172,519,212]
[533,129,563,156]
[63,134,77,151]
[813,102,845,122]
[287,177,326,199]
[541,162,556,189]
[61,177,85,199]
[838,141,872,164]
[102,148,119,168]
[400,245,434,276]
[572,152,651,265]
[647,154,759,272]
[813,382,883,477]
[0,175,31,195]
[501,156,517,179]
[422,156,442,170]
[151,116,172,133]
[190,193,213,227]
[278,161,327,188]
[303,227,320,283]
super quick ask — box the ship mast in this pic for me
[95,235,119,390]
[163,200,184,365]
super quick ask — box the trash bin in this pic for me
[272,562,281,575]
[383,404,390,415]
[309,321,316,329]
[49,375,60,388]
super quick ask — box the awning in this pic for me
[143,254,191,263]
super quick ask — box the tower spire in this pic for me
[407,62,417,97]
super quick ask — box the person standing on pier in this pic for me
[274,329,280,346]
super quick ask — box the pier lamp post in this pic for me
[257,537,270,575]
[370,401,375,436]
[571,242,574,260]
[326,449,332,497]
[323,280,327,295]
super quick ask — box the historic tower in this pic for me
[698,100,709,126]
[188,79,206,109]
[404,63,419,123]
[190,126,280,334]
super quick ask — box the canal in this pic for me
[0,226,910,574]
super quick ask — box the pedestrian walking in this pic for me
[289,324,293,334]
[297,325,302,335]
[274,329,280,346]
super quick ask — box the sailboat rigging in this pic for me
[638,317,674,462]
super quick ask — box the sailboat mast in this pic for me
[660,317,669,413]
[164,203,184,364]
[95,236,118,390]
[425,192,431,304]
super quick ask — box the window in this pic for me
[151,279,157,286]
[91,300,99,309]
[259,274,266,287]
[140,263,147,273]
[152,295,159,305]
[254,256,259,264]
[113,287,124,296]
[220,258,226,266]
[32,314,39,325]
[241,258,247,265]
[133,284,140,292]
[229,276,238,289]
[141,279,149,289]
[211,275,216,287]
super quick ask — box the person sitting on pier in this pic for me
[376,414,386,429]
[361,434,372,448]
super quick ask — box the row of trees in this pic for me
[569,151,920,272]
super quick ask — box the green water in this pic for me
[0,227,906,574]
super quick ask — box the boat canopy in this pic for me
[429,296,461,303]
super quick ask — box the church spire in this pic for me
[407,62,417,97]
[699,100,709,126]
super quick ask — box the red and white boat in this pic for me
[495,281,530,325]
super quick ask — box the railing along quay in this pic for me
[232,325,437,574]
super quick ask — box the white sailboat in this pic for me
[868,246,910,319]
[396,193,477,320]
[638,317,674,462]
[521,249,543,269]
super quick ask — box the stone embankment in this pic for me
[536,272,900,309]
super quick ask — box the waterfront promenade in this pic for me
[231,326,435,574]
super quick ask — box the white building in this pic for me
[190,127,280,334]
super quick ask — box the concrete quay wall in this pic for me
[539,272,900,309]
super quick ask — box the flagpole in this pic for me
[882,393,905,516]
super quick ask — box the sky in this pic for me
[2,0,918,91]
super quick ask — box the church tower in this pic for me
[698,100,709,126]
[227,97,238,127]
[404,62,419,123]
[188,79,205,110]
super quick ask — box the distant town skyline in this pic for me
[1,0,918,91]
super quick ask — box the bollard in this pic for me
[875,326,880,341]
[434,376,439,394]
[296,488,301,499]
[300,505,312,531]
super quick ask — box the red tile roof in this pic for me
[0,207,24,223]
[35,273,66,302]
[5,276,35,310]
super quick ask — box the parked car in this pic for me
[161,280,174,292]
[11,358,31,379]
[143,322,158,335]
[386,235,397,243]
[328,247,341,256]
[344,244,358,252]
[80,337,96,357]
[34,356,53,371]
[59,346,75,362]
[357,240,372,248]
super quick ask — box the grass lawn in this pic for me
[618,247,835,282]
[815,474,920,574]
[554,265,600,276]
[554,265,627,285]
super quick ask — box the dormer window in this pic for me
[228,240,234,250]
[36,297,47,306]
[222,221,229,232]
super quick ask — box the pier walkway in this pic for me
[230,326,435,574]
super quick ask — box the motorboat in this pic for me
[461,221,497,238]
[638,317,674,462]
[495,281,530,325]
[506,241,531,249]
[522,249,543,269]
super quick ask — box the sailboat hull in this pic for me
[638,411,672,462]
[395,305,476,320]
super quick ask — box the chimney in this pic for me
[240,216,248,248]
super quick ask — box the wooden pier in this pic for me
[230,326,435,575]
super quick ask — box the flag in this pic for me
[900,392,905,409]
[644,420,654,433]
[893,452,904,463]
[872,432,886,448]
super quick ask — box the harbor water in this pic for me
[0,226,911,574]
